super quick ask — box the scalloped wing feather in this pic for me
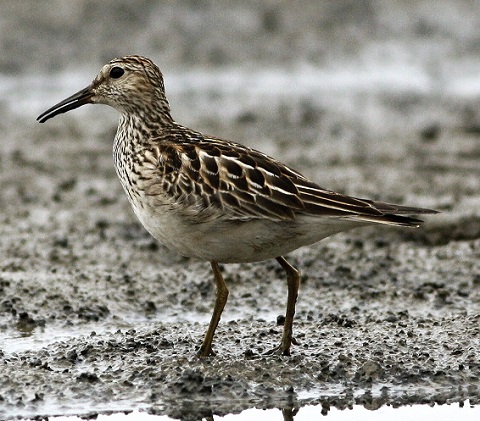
[148,130,436,225]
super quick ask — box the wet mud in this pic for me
[1,1,480,420]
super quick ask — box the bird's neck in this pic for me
[118,107,175,138]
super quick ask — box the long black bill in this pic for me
[37,85,94,123]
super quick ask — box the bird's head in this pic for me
[37,55,171,123]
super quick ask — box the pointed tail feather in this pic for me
[369,200,439,216]
[350,201,439,227]
[349,213,424,227]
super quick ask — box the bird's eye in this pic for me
[110,67,125,79]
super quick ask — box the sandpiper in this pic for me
[37,55,437,357]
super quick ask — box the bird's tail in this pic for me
[352,200,439,227]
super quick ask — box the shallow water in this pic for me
[34,402,480,421]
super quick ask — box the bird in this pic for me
[37,55,437,357]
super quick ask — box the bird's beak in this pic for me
[37,85,94,123]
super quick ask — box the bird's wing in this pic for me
[148,132,435,225]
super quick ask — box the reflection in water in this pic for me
[281,407,298,421]
[16,400,480,420]
[206,402,479,421]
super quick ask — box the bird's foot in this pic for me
[197,345,216,358]
[263,337,299,356]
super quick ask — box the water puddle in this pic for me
[1,310,279,356]
[2,323,114,355]
[27,402,479,421]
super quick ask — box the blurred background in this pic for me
[2,0,480,205]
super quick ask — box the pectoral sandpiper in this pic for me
[37,55,437,357]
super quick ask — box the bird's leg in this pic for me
[265,256,300,356]
[197,261,229,358]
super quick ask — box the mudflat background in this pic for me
[0,1,479,420]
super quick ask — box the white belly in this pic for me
[130,197,363,263]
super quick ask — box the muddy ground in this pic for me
[1,1,480,420]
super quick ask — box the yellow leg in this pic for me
[265,256,300,356]
[197,261,229,357]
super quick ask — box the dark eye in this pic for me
[110,66,125,79]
